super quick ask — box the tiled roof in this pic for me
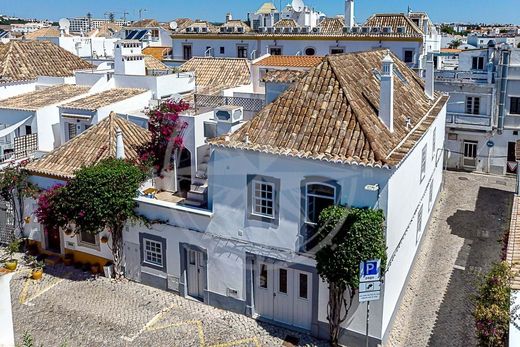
[211,50,448,168]
[261,69,306,84]
[256,2,277,15]
[142,46,172,60]
[179,21,220,33]
[144,55,171,71]
[254,55,323,68]
[61,88,148,111]
[87,22,120,38]
[363,14,423,37]
[25,113,150,179]
[221,20,252,32]
[507,196,520,290]
[318,17,345,35]
[273,19,299,29]
[0,41,94,82]
[129,19,160,28]
[0,85,90,111]
[24,27,67,39]
[179,57,251,94]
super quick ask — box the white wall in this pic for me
[0,272,15,347]
[0,81,36,100]
[113,73,195,99]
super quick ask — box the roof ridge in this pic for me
[326,54,385,162]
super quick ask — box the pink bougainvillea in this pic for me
[35,184,68,232]
[139,99,190,173]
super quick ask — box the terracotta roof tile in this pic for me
[24,27,69,39]
[144,55,171,72]
[211,50,448,168]
[129,19,160,28]
[0,85,90,111]
[142,46,172,60]
[60,88,148,111]
[221,20,252,32]
[0,41,94,82]
[254,55,323,68]
[25,113,150,179]
[363,13,423,36]
[273,19,299,29]
[261,69,306,84]
[179,57,251,94]
[318,17,345,35]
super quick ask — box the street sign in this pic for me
[359,281,381,293]
[360,259,381,282]
[486,140,494,148]
[359,290,381,302]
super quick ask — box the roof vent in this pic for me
[405,117,412,130]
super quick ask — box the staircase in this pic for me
[183,145,210,208]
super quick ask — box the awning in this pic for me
[0,115,33,138]
[61,113,92,120]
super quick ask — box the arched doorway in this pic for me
[177,148,192,198]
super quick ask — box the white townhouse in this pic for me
[436,42,520,175]
[118,19,173,50]
[125,50,448,346]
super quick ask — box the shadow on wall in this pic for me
[427,185,514,346]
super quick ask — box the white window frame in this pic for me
[251,180,276,219]
[143,238,163,267]
[77,231,100,250]
[420,144,427,182]
[305,182,336,225]
[466,96,480,115]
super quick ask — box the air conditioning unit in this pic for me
[214,105,244,124]
[351,27,360,33]
[372,27,380,33]
[186,27,193,33]
[361,27,370,33]
[312,27,321,33]
[382,26,392,33]
[301,27,309,34]
[397,26,406,34]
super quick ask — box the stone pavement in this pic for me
[386,171,515,347]
[9,264,327,347]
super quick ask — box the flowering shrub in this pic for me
[473,261,514,346]
[35,184,68,233]
[139,99,190,173]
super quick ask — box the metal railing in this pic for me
[0,133,38,163]
[194,94,266,113]
[435,70,490,83]
[446,112,492,127]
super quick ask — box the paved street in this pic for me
[9,265,326,347]
[387,171,515,346]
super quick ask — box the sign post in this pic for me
[359,259,382,347]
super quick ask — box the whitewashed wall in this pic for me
[0,81,36,100]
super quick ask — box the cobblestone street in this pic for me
[10,265,327,347]
[387,171,515,346]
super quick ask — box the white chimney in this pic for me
[380,52,394,132]
[116,127,125,159]
[425,52,435,99]
[226,12,233,22]
[345,0,355,29]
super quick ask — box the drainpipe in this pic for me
[497,48,511,134]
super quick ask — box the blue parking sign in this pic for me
[360,259,381,282]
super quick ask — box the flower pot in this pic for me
[90,264,100,275]
[31,269,43,280]
[4,259,18,271]
[100,236,109,244]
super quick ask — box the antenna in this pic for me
[291,0,304,12]
[169,21,178,30]
[138,8,147,20]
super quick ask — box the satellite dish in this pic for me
[291,0,304,12]
[169,21,178,30]
[58,18,70,29]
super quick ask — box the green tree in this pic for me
[315,206,387,346]
[448,39,463,49]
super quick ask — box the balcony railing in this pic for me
[446,112,492,127]
[0,133,38,163]
[194,94,266,113]
[435,70,491,83]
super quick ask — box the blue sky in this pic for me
[1,0,516,24]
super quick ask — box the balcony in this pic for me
[446,112,492,130]
[0,134,38,164]
[435,70,491,84]
[194,94,266,114]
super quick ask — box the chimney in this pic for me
[425,52,435,100]
[116,127,125,159]
[345,0,355,29]
[226,12,233,23]
[380,52,394,132]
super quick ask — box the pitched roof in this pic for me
[318,17,345,35]
[0,41,94,82]
[87,22,120,38]
[60,88,148,111]
[273,19,299,29]
[363,14,423,37]
[142,46,172,60]
[0,85,90,111]
[24,27,66,39]
[211,50,448,168]
[180,21,219,33]
[25,113,150,179]
[179,57,251,94]
[256,2,277,14]
[254,55,323,68]
[129,19,161,28]
[144,55,171,72]
[261,69,306,84]
[221,20,252,32]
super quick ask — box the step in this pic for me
[195,170,207,180]
[187,190,206,202]
[190,183,208,193]
[183,199,206,208]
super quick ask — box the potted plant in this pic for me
[100,235,109,244]
[63,253,74,266]
[2,239,21,271]
[26,255,45,280]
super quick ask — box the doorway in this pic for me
[46,227,61,253]
[187,248,206,300]
[462,140,478,169]
[507,141,518,174]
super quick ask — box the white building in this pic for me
[118,19,173,50]
[122,50,448,346]
[248,1,325,31]
[67,17,129,34]
[10,22,49,34]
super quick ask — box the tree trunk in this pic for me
[328,282,346,346]
[111,224,124,279]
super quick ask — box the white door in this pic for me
[254,262,313,330]
[187,249,205,299]
[463,141,477,169]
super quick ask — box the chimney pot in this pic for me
[379,52,394,132]
[425,52,435,99]
[116,127,125,159]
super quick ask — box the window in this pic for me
[67,123,77,140]
[79,231,96,245]
[25,125,32,135]
[259,264,268,289]
[182,45,192,60]
[472,56,485,70]
[432,128,436,160]
[299,273,308,299]
[466,96,480,115]
[252,180,275,218]
[416,205,423,244]
[269,47,282,55]
[151,29,159,38]
[219,46,225,54]
[144,239,163,267]
[511,97,520,115]
[237,45,248,58]
[306,183,336,224]
[330,48,344,55]
[305,47,316,56]
[404,50,414,63]
[420,144,427,182]
[278,269,287,294]
[429,180,434,210]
